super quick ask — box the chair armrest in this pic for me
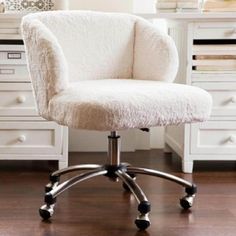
[21,17,68,118]
[133,20,179,83]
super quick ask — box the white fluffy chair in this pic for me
[22,11,212,230]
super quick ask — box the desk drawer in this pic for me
[0,65,29,82]
[0,121,62,154]
[0,83,37,116]
[191,121,236,154]
[194,22,236,39]
[193,82,236,116]
[192,72,236,82]
[0,22,21,39]
[0,51,26,65]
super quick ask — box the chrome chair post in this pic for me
[108,131,121,166]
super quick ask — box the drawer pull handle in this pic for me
[229,135,236,143]
[17,95,26,104]
[7,53,22,60]
[18,135,26,143]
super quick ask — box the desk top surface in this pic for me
[139,12,236,20]
[0,12,26,19]
[1,11,236,20]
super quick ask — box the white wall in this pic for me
[68,0,156,13]
[133,0,156,13]
[69,0,133,12]
[68,0,164,152]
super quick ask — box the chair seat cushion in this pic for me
[48,79,212,131]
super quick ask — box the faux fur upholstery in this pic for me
[49,79,212,131]
[22,19,68,119]
[23,11,137,82]
[134,20,179,82]
[22,11,212,131]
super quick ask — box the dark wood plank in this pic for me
[0,150,236,236]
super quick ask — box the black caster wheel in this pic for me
[45,175,60,193]
[180,195,194,210]
[39,204,54,220]
[180,184,197,210]
[45,183,53,193]
[135,215,150,230]
[45,182,59,193]
[122,173,136,191]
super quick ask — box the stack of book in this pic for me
[203,0,236,12]
[156,0,202,12]
[193,44,236,71]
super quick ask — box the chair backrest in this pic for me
[22,11,178,119]
[24,11,138,82]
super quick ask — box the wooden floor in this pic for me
[0,150,236,236]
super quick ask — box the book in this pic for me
[156,2,177,8]
[194,66,236,71]
[157,0,177,1]
[195,55,236,59]
[193,45,236,55]
[156,0,201,10]
[193,58,236,71]
[177,2,200,9]
[156,9,177,12]
[176,8,201,12]
[203,0,236,12]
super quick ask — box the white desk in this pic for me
[144,12,236,173]
[0,13,68,169]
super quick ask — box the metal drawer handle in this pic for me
[229,135,236,143]
[7,53,22,60]
[17,95,26,104]
[230,96,236,103]
[18,135,26,143]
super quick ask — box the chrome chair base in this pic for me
[39,132,197,230]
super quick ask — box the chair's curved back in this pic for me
[22,11,179,120]
[23,11,138,82]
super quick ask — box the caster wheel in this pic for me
[135,215,150,230]
[45,183,53,193]
[180,195,194,210]
[39,204,54,220]
[44,183,58,193]
[45,182,59,193]
[122,173,136,192]
[135,217,150,230]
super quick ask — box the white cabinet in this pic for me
[193,82,236,117]
[158,13,236,173]
[0,121,63,155]
[193,22,236,39]
[191,121,236,155]
[0,13,68,169]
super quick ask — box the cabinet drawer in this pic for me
[0,122,62,154]
[191,121,236,154]
[0,22,21,39]
[0,83,37,116]
[0,65,29,82]
[194,22,236,39]
[192,72,236,82]
[193,82,236,116]
[0,51,26,65]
